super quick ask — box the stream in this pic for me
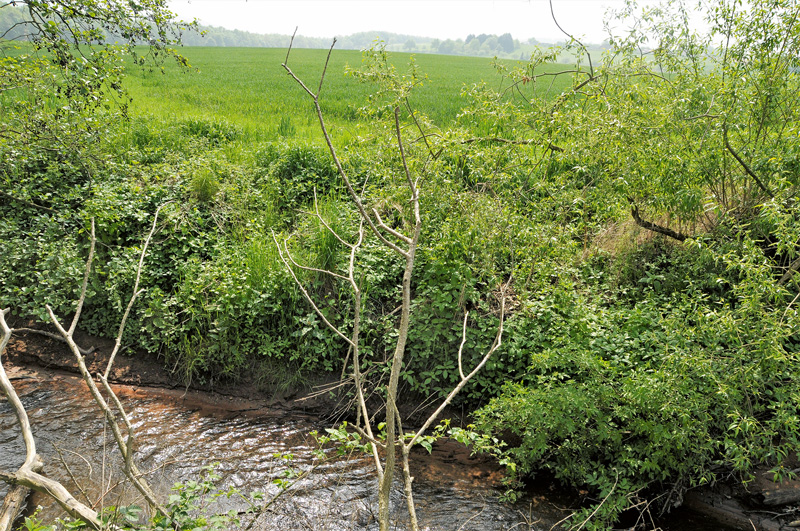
[0,370,732,530]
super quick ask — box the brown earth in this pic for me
[3,322,355,419]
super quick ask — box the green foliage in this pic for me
[21,464,273,531]
[474,236,800,527]
[5,2,800,529]
[189,168,221,203]
[254,143,340,211]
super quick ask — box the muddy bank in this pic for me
[4,324,349,419]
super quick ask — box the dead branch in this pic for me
[52,443,94,507]
[630,203,688,242]
[0,189,56,213]
[282,39,506,531]
[104,202,169,378]
[1,308,103,530]
[406,281,508,450]
[282,38,410,259]
[12,327,95,355]
[273,232,356,348]
[549,0,593,76]
[0,485,32,531]
[46,219,167,518]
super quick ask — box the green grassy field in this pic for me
[123,46,572,142]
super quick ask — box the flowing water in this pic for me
[0,371,731,530]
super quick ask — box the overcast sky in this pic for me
[167,0,648,44]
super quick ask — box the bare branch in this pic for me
[395,107,416,195]
[372,208,412,244]
[0,467,102,529]
[460,136,565,152]
[282,43,410,259]
[283,26,298,65]
[403,97,436,158]
[0,189,56,213]
[12,327,95,355]
[45,221,168,518]
[0,310,36,470]
[282,235,351,282]
[779,255,800,286]
[48,303,167,517]
[407,282,508,450]
[309,189,358,249]
[630,203,688,242]
[457,312,469,381]
[104,202,170,378]
[272,231,355,347]
[317,37,337,97]
[52,443,94,507]
[68,219,95,337]
[1,312,103,529]
[549,0,593,76]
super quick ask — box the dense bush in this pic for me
[474,237,800,527]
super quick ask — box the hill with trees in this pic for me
[0,5,592,60]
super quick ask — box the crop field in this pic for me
[123,46,574,141]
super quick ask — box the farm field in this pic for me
[123,46,572,140]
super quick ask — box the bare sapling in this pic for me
[0,209,168,530]
[279,35,508,531]
[2,204,320,530]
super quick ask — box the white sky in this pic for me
[167,0,648,44]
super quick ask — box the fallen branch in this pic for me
[630,203,688,242]
[0,485,34,531]
[0,308,103,530]
[12,327,95,355]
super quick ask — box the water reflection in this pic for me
[1,374,561,530]
[1,373,734,530]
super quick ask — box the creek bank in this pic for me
[4,327,798,530]
[3,324,505,480]
[4,322,461,424]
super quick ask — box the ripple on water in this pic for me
[1,376,578,530]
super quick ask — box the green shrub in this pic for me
[189,168,220,203]
[254,143,340,210]
[473,248,800,529]
[180,117,241,145]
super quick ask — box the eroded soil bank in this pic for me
[3,327,798,530]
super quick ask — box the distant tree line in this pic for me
[0,5,560,59]
[181,26,550,59]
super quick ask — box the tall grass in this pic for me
[123,47,573,141]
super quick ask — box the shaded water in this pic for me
[1,372,732,530]
[1,373,568,530]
